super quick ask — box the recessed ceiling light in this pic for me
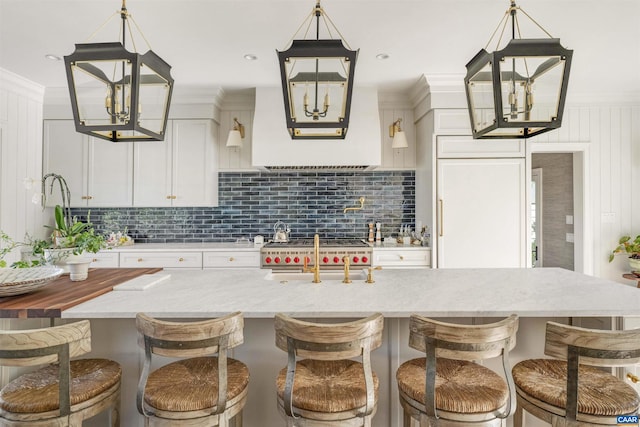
[375,53,390,60]
[243,54,258,61]
[45,54,62,61]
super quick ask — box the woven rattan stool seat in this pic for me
[0,358,121,414]
[276,359,380,413]
[513,358,640,416]
[144,356,249,412]
[397,357,508,413]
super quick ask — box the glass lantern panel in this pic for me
[499,55,566,124]
[284,56,350,125]
[70,59,133,127]
[137,63,171,136]
[466,62,496,133]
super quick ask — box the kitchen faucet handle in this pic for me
[365,266,382,284]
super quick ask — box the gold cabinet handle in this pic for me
[137,258,143,262]
[229,257,235,262]
[439,199,444,237]
[178,257,184,262]
[92,258,98,262]
[399,255,404,260]
[81,196,93,200]
[628,373,639,383]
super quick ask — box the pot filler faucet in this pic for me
[303,234,321,283]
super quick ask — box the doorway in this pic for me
[528,142,591,274]
[531,168,542,267]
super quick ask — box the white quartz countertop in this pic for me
[63,267,640,319]
[104,242,260,251]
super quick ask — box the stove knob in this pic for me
[304,256,311,264]
[285,256,292,264]
[274,257,281,264]
[333,256,340,263]
[293,256,300,263]
[353,256,360,263]
[322,256,329,264]
[265,257,272,264]
[362,256,369,263]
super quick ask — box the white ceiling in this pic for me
[1,0,639,100]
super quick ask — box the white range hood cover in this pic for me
[252,86,381,171]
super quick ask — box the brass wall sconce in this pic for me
[226,118,245,147]
[389,118,408,149]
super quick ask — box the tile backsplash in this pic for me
[71,171,415,243]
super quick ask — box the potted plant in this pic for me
[32,205,106,278]
[608,234,640,272]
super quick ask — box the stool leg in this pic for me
[514,403,523,427]
[232,410,243,427]
[403,410,412,427]
[111,394,121,427]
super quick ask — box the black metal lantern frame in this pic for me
[464,1,573,139]
[277,1,359,139]
[64,1,173,142]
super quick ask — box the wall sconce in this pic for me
[389,118,408,149]
[226,117,245,147]
[64,0,173,142]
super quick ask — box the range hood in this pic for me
[252,86,381,171]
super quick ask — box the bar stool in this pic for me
[274,313,384,426]
[136,312,249,427]
[396,314,519,427]
[0,320,122,426]
[512,321,640,426]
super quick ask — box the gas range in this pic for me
[260,239,372,270]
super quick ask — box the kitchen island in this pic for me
[44,268,640,426]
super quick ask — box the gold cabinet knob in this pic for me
[137,258,143,262]
[229,257,235,262]
[92,258,98,262]
[399,255,404,260]
[628,373,639,383]
[178,257,184,262]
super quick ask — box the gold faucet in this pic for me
[365,266,382,284]
[342,256,352,284]
[303,234,321,283]
[343,196,365,213]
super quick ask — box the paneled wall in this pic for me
[70,171,416,243]
[531,105,640,282]
[0,69,46,264]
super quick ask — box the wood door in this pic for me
[437,157,527,268]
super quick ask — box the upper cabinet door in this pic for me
[133,125,173,207]
[171,120,217,207]
[43,120,134,207]
[43,120,88,207]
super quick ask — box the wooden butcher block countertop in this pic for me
[0,268,162,319]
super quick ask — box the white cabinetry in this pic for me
[134,119,217,207]
[436,136,526,268]
[88,251,120,268]
[119,251,203,269]
[372,247,431,268]
[43,120,134,207]
[203,250,260,269]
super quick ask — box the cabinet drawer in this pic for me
[437,136,525,158]
[372,249,431,268]
[88,251,119,268]
[203,251,260,268]
[119,252,202,269]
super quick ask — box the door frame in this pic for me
[527,142,592,274]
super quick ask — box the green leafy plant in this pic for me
[31,205,106,257]
[0,231,45,268]
[608,235,640,262]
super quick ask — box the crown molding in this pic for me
[0,68,45,102]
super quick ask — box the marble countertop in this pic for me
[63,267,640,319]
[103,242,431,252]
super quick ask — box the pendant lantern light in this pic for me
[464,0,572,139]
[64,0,173,142]
[277,1,358,139]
